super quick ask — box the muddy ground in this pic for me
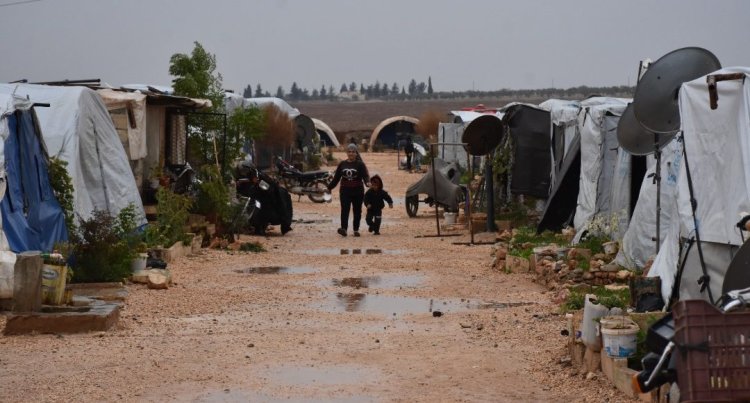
[0,152,633,402]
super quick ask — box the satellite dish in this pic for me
[461,114,504,155]
[722,240,750,295]
[633,47,721,134]
[617,103,676,156]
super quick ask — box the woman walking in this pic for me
[328,143,370,237]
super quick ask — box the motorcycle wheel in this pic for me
[406,195,419,217]
[307,180,330,203]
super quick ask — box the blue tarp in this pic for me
[1,109,67,252]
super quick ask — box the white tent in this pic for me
[572,97,632,241]
[648,67,750,303]
[614,140,681,269]
[0,83,146,225]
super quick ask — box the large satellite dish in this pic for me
[617,103,676,156]
[461,114,504,156]
[633,47,721,134]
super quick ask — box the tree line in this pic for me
[240,78,633,102]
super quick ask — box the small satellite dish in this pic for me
[461,115,504,155]
[633,47,721,134]
[617,103,676,156]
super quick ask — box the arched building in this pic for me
[369,115,419,149]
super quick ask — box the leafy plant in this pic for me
[48,157,76,235]
[70,209,137,283]
[193,165,231,223]
[561,286,631,313]
[146,187,193,248]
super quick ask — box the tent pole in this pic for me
[431,143,441,237]
[654,133,662,255]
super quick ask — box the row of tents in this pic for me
[430,67,750,305]
[0,83,346,256]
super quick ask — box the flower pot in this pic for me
[130,253,148,272]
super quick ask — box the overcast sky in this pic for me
[1,0,748,94]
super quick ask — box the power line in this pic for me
[0,0,44,8]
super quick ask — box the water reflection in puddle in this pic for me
[304,248,406,256]
[192,390,373,403]
[329,275,423,290]
[267,364,374,386]
[234,266,317,274]
[319,294,534,316]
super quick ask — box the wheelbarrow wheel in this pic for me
[406,195,419,217]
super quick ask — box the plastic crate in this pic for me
[673,299,750,402]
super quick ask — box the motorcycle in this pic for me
[234,162,293,236]
[165,162,201,196]
[273,156,332,203]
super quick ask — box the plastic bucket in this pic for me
[601,322,639,357]
[131,253,148,272]
[444,212,457,225]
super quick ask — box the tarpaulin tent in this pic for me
[537,97,646,237]
[0,84,146,226]
[369,116,419,149]
[572,97,646,241]
[501,103,552,198]
[539,99,581,185]
[648,67,750,303]
[312,118,339,147]
[0,94,67,252]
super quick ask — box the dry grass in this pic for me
[258,104,295,148]
[415,109,445,143]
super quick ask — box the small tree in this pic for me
[242,84,253,98]
[169,41,225,166]
[340,83,348,93]
[276,86,285,98]
[428,76,434,95]
[254,84,263,97]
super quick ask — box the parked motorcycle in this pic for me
[235,162,293,236]
[165,162,201,196]
[273,156,332,203]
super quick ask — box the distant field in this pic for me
[295,97,547,142]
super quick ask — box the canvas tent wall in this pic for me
[537,97,646,236]
[369,116,418,149]
[539,99,581,184]
[0,94,68,252]
[572,97,646,241]
[437,123,468,169]
[647,67,750,303]
[501,103,552,198]
[614,140,681,269]
[0,84,146,226]
[312,118,339,147]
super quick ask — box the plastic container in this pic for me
[41,264,68,305]
[600,318,639,357]
[444,212,457,225]
[581,294,610,352]
[673,299,750,402]
[131,253,148,272]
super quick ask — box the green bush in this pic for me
[561,286,631,313]
[146,187,193,248]
[193,165,230,223]
[70,208,137,283]
[48,157,76,236]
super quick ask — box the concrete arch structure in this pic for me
[312,118,339,147]
[369,115,419,148]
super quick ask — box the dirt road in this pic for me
[0,152,631,402]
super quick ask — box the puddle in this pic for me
[41,306,92,313]
[317,294,534,316]
[328,275,424,290]
[234,266,317,274]
[304,248,406,256]
[266,364,375,386]
[191,389,374,403]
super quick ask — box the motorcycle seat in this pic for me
[295,170,329,180]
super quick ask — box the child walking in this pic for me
[364,175,393,235]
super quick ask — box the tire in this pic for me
[406,195,419,217]
[307,180,330,203]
